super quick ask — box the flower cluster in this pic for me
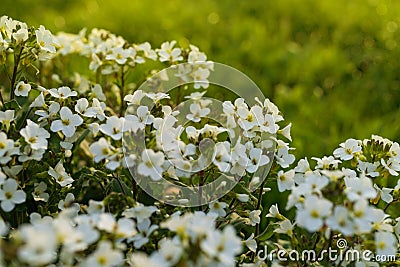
[0,15,398,267]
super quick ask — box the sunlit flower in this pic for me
[277,169,295,192]
[50,107,83,137]
[83,240,123,267]
[48,86,78,99]
[32,182,49,202]
[333,138,362,160]
[137,149,165,181]
[14,81,31,97]
[296,195,332,232]
[209,201,228,217]
[20,120,50,150]
[0,179,26,212]
[48,161,74,187]
[374,231,397,256]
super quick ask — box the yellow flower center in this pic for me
[310,210,320,218]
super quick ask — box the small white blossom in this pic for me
[296,195,332,232]
[14,81,31,97]
[137,149,165,181]
[48,161,74,187]
[0,179,26,212]
[333,138,362,160]
[50,107,83,137]
[48,86,77,99]
[20,120,50,150]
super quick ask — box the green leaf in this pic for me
[256,223,277,242]
[109,179,133,197]
[4,99,21,110]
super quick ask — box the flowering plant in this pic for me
[0,16,398,267]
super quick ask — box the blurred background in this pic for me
[2,0,400,159]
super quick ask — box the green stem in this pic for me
[0,87,4,106]
[10,47,24,100]
[119,66,126,116]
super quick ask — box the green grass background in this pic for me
[2,0,400,159]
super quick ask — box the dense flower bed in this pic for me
[0,16,399,266]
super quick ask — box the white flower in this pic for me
[20,119,50,150]
[124,90,146,105]
[122,204,158,223]
[12,27,28,43]
[245,233,257,253]
[83,240,123,267]
[48,161,74,187]
[105,46,132,65]
[352,199,375,234]
[275,145,295,168]
[48,86,77,99]
[36,25,58,53]
[87,200,105,214]
[266,204,281,219]
[186,102,210,122]
[193,67,211,89]
[35,101,60,121]
[356,161,378,178]
[200,226,242,263]
[32,182,49,202]
[30,92,45,108]
[0,179,26,212]
[89,138,114,162]
[237,106,257,131]
[253,106,279,134]
[158,238,183,266]
[209,201,228,217]
[125,106,154,131]
[136,42,157,61]
[92,84,106,101]
[374,232,397,256]
[0,110,14,130]
[326,206,354,236]
[296,195,332,232]
[58,193,80,212]
[14,81,31,97]
[274,219,295,235]
[99,116,124,140]
[114,218,137,240]
[381,158,400,176]
[0,132,14,158]
[246,147,270,173]
[50,107,83,137]
[277,169,295,192]
[249,210,261,226]
[137,149,165,181]
[129,252,167,267]
[18,223,57,266]
[75,98,91,116]
[344,176,377,202]
[130,218,158,248]
[313,156,341,169]
[294,157,311,173]
[157,41,183,62]
[278,123,292,141]
[296,173,329,195]
[373,184,393,204]
[237,193,249,203]
[333,138,362,160]
[212,141,231,172]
